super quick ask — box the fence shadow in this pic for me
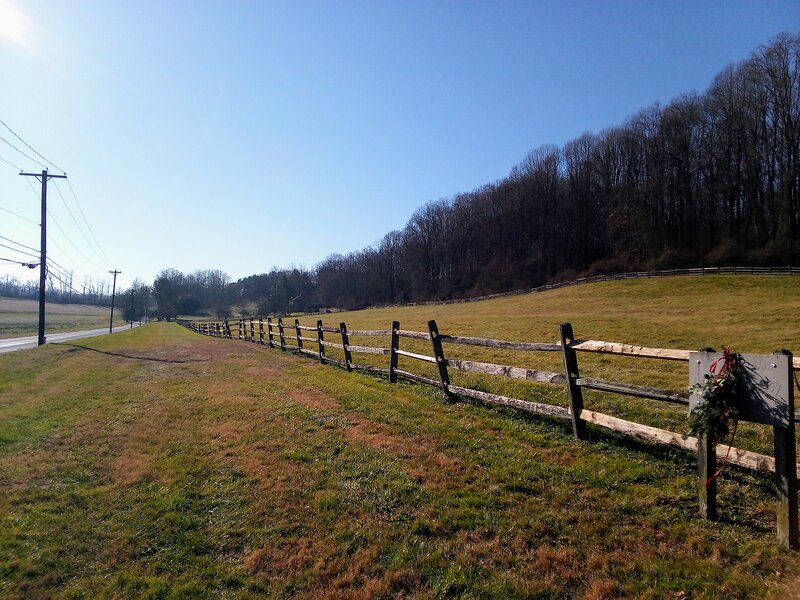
[54,342,202,364]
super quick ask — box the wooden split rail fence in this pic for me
[179,316,800,547]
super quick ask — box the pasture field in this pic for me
[0,297,127,338]
[2,277,800,598]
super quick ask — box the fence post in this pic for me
[559,323,587,440]
[340,322,353,372]
[428,319,451,397]
[250,318,255,342]
[278,317,286,351]
[259,319,265,344]
[388,320,400,383]
[295,319,303,350]
[223,319,230,338]
[267,318,275,348]
[317,319,326,364]
[696,347,718,521]
[238,319,243,340]
[773,349,798,548]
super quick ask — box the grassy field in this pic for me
[0,297,128,338]
[2,277,800,597]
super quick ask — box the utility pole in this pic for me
[20,169,67,346]
[109,269,121,334]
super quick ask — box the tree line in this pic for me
[311,33,800,307]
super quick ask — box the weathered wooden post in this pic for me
[238,319,243,340]
[388,320,400,383]
[295,319,303,350]
[340,322,352,372]
[267,318,275,348]
[259,319,265,344]
[773,349,798,548]
[428,319,451,397]
[250,318,255,342]
[690,349,798,546]
[223,318,231,339]
[694,347,718,521]
[278,318,286,351]
[559,323,588,440]
[317,319,326,364]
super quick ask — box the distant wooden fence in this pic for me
[410,265,800,306]
[178,316,800,547]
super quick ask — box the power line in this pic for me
[0,256,38,267]
[52,180,111,267]
[0,155,22,171]
[0,233,38,253]
[46,209,105,271]
[0,240,38,259]
[0,118,65,174]
[65,179,112,265]
[0,203,38,225]
[45,265,83,296]
[23,175,42,201]
[0,134,49,170]
[46,257,94,291]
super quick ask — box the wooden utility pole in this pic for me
[109,270,121,333]
[19,169,67,346]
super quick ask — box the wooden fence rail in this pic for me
[178,315,800,547]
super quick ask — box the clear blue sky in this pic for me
[0,0,797,291]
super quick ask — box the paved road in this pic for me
[0,323,142,354]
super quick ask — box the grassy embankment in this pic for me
[0,297,127,338]
[2,276,800,598]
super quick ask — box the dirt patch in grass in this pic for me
[289,385,342,411]
[285,383,464,486]
[243,535,413,599]
[110,451,154,486]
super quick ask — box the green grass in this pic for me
[0,296,127,338]
[2,277,800,597]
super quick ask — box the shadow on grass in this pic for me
[53,342,203,364]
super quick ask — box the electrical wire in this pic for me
[52,180,111,268]
[0,203,38,225]
[0,118,65,174]
[0,256,38,266]
[18,161,111,271]
[0,154,22,171]
[46,257,94,292]
[0,241,38,259]
[23,176,41,201]
[45,210,106,271]
[65,179,112,266]
[0,234,38,253]
[45,266,83,296]
[0,134,49,170]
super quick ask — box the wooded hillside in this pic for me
[308,33,798,308]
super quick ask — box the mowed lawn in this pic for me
[2,277,800,598]
[0,297,127,338]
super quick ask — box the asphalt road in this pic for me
[0,323,141,354]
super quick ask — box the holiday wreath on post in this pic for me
[688,347,742,483]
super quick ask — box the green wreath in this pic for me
[688,347,740,440]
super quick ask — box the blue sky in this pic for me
[0,0,797,291]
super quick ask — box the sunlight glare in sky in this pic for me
[0,0,29,45]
